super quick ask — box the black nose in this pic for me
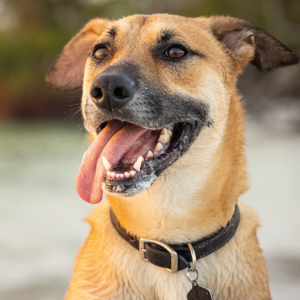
[90,73,135,111]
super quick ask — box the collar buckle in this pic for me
[139,238,178,273]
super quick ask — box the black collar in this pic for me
[110,204,240,273]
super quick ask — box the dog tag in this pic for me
[187,285,213,300]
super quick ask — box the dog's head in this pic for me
[47,15,298,218]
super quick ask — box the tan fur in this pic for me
[65,201,270,300]
[46,13,298,300]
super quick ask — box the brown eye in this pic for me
[93,47,109,60]
[167,47,186,59]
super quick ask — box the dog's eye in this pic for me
[93,47,109,60]
[166,47,186,59]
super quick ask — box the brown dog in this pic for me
[47,14,298,300]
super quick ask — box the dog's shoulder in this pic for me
[217,201,271,299]
[65,202,137,299]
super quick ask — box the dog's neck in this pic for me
[107,91,248,244]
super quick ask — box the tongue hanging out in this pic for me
[76,120,173,204]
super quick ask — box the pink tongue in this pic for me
[76,120,149,204]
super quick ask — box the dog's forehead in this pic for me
[101,14,211,47]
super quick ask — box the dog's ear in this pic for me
[46,19,110,91]
[208,16,299,72]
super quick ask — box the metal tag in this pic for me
[187,285,214,300]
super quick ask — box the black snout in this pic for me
[90,73,135,111]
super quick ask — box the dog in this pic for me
[46,14,299,300]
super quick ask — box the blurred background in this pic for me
[0,0,299,299]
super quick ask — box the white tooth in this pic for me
[167,125,174,131]
[107,171,111,177]
[102,156,112,171]
[111,172,116,179]
[161,128,168,136]
[161,128,172,141]
[154,142,163,152]
[146,151,154,158]
[124,172,130,179]
[130,170,136,177]
[133,156,144,172]
[158,135,168,143]
[116,174,124,180]
[159,134,171,143]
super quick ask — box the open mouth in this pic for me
[76,119,199,203]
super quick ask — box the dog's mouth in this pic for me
[76,119,199,203]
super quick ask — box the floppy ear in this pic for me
[46,19,110,91]
[208,16,299,72]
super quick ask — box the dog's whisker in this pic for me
[61,107,82,124]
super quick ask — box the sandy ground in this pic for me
[0,121,299,300]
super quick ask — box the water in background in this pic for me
[0,121,299,300]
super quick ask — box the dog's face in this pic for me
[80,15,230,202]
[47,14,298,209]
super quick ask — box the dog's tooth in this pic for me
[124,172,130,179]
[107,171,111,178]
[158,135,168,143]
[110,172,116,179]
[102,156,112,171]
[161,128,171,141]
[167,125,174,131]
[119,174,124,180]
[146,151,154,158]
[133,156,144,172]
[154,142,163,152]
[161,128,168,136]
[130,170,136,177]
[161,133,171,143]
